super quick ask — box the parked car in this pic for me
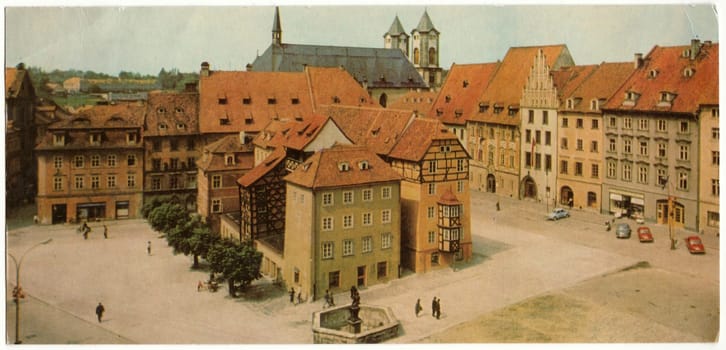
[685,236,705,254]
[547,208,569,221]
[636,226,653,242]
[615,223,631,238]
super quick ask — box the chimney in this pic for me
[634,53,643,69]
[704,40,713,46]
[690,39,701,60]
[200,62,210,77]
[245,63,252,72]
[239,131,246,145]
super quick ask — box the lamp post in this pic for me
[8,238,53,344]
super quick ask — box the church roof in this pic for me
[385,16,408,37]
[413,10,437,33]
[251,43,427,89]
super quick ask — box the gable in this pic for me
[303,119,352,153]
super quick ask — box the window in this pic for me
[535,153,541,169]
[152,159,161,171]
[152,140,161,151]
[127,174,136,188]
[591,141,598,153]
[607,162,616,178]
[542,111,549,125]
[212,175,222,189]
[127,154,136,166]
[576,118,583,128]
[623,163,631,181]
[53,177,63,191]
[169,175,179,189]
[381,209,391,224]
[127,132,137,144]
[343,215,354,229]
[638,119,649,130]
[623,139,632,153]
[187,157,196,169]
[680,121,689,133]
[638,166,648,184]
[107,155,116,167]
[591,164,599,178]
[363,212,372,226]
[535,131,541,144]
[609,138,616,152]
[90,133,101,145]
[151,177,161,190]
[291,98,299,105]
[713,151,719,165]
[639,141,648,156]
[343,240,354,256]
[431,253,439,265]
[525,129,531,143]
[74,155,84,168]
[377,261,388,279]
[678,172,688,190]
[322,193,333,206]
[170,158,179,170]
[658,143,667,158]
[713,128,720,140]
[562,118,569,127]
[592,119,599,129]
[362,237,372,253]
[170,140,179,151]
[186,174,196,188]
[107,175,116,188]
[54,156,63,169]
[525,152,532,168]
[322,242,334,259]
[576,139,583,151]
[428,160,437,173]
[712,179,719,196]
[561,138,568,150]
[267,98,276,105]
[428,231,436,243]
[53,134,65,146]
[74,175,84,189]
[91,175,100,189]
[545,155,552,171]
[657,120,667,132]
[381,233,392,249]
[362,189,372,202]
[679,145,689,161]
[560,160,568,174]
[211,199,222,213]
[328,270,340,288]
[545,131,551,145]
[457,159,465,172]
[382,187,392,199]
[427,206,435,219]
[343,191,354,204]
[528,110,534,123]
[609,117,616,128]
[623,118,632,129]
[457,180,465,193]
[186,138,195,151]
[322,217,333,231]
[440,145,451,153]
[428,183,436,195]
[657,168,667,186]
[575,162,583,176]
[225,155,234,166]
[90,155,101,167]
[707,211,719,227]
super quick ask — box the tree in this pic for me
[166,215,217,268]
[147,202,187,234]
[207,239,263,297]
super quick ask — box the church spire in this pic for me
[272,6,282,45]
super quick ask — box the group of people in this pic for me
[323,289,335,308]
[78,221,108,240]
[414,297,442,319]
[289,287,304,305]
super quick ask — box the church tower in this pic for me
[272,6,282,46]
[383,16,409,57]
[410,10,442,87]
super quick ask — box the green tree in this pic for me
[207,239,263,297]
[167,215,217,268]
[147,202,187,234]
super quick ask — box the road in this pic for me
[5,191,719,344]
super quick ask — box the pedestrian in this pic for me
[324,290,332,308]
[329,292,335,307]
[33,215,39,224]
[496,201,500,211]
[147,241,151,255]
[95,302,105,323]
[197,280,204,292]
[415,298,422,317]
[103,224,108,239]
[436,298,441,319]
[289,287,295,303]
[431,297,437,317]
[568,198,573,209]
[297,291,303,304]
[83,230,88,240]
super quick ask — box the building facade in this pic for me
[410,10,442,88]
[6,64,38,206]
[698,104,720,235]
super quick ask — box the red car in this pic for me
[685,236,705,254]
[637,227,653,243]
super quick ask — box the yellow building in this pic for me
[698,105,719,235]
[283,144,402,301]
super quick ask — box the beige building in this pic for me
[283,144,402,301]
[698,104,720,235]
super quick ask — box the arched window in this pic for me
[413,48,420,65]
[429,47,437,65]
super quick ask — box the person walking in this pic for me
[289,287,295,304]
[147,241,151,255]
[103,224,108,239]
[415,299,422,317]
[496,201,500,211]
[431,297,437,317]
[297,291,303,304]
[436,298,441,319]
[95,302,105,323]
[323,290,333,308]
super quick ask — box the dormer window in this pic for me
[657,91,676,107]
[245,115,253,125]
[332,96,341,104]
[157,107,166,114]
[566,99,574,109]
[219,118,230,126]
[158,123,167,130]
[291,98,300,105]
[590,99,598,111]
[267,98,276,105]
[243,97,252,105]
[478,103,489,113]
[358,160,369,170]
[454,109,463,118]
[445,95,451,103]
[126,132,137,145]
[89,133,102,145]
[436,108,443,117]
[338,162,350,172]
[225,154,235,166]
[462,80,469,88]
[176,122,186,130]
[218,97,227,105]
[494,106,503,114]
[53,133,65,146]
[623,91,639,106]
[175,107,184,113]
[682,49,691,58]
[683,67,695,78]
[648,69,658,78]
[508,106,517,116]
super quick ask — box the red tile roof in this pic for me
[252,119,295,150]
[437,189,461,205]
[551,64,598,102]
[5,68,18,97]
[388,117,460,162]
[145,91,200,136]
[429,63,499,126]
[563,62,635,114]
[305,66,375,110]
[284,144,401,189]
[237,147,287,188]
[196,134,255,172]
[388,89,438,116]
[603,42,718,113]
[321,105,415,156]
[471,45,573,126]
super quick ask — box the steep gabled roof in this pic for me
[50,103,145,129]
[385,16,408,37]
[472,45,574,126]
[551,64,598,101]
[429,63,499,126]
[145,91,199,136]
[563,62,635,114]
[388,117,460,162]
[284,144,401,189]
[305,66,375,110]
[6,67,34,99]
[603,42,718,113]
[237,147,287,188]
[387,89,437,116]
[413,10,438,33]
[322,105,415,156]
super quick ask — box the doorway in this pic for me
[521,177,537,199]
[51,204,67,224]
[560,186,573,207]
[486,174,496,193]
[357,265,366,287]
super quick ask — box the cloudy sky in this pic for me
[4,2,719,75]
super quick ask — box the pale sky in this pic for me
[3,2,719,75]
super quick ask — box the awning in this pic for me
[631,197,645,205]
[610,193,622,201]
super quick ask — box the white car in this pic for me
[547,208,570,220]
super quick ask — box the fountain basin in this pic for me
[312,304,400,344]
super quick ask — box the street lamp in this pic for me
[8,238,53,344]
